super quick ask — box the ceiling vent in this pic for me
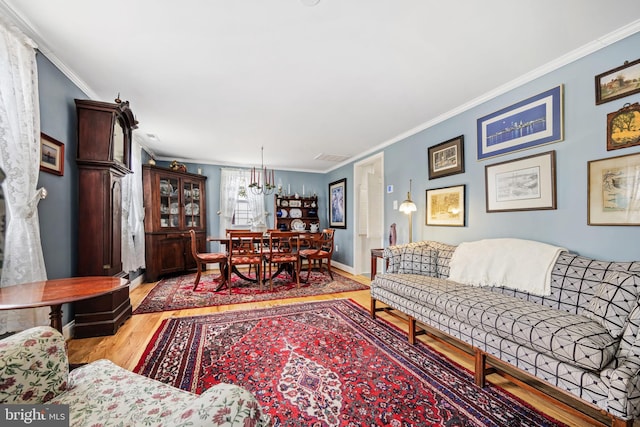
[314,153,351,162]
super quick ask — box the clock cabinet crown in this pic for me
[75,98,138,174]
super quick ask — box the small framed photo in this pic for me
[426,184,465,227]
[595,58,640,105]
[329,178,347,229]
[428,135,465,180]
[477,85,563,160]
[485,150,556,212]
[588,152,640,225]
[607,102,640,151]
[40,133,64,176]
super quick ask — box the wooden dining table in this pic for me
[208,233,315,286]
[0,276,129,333]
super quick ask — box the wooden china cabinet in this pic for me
[75,98,136,338]
[142,165,207,282]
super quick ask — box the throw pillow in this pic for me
[584,271,640,338]
[398,246,437,276]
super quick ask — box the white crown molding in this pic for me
[326,19,640,174]
[0,0,98,100]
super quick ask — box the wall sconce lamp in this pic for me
[399,179,417,243]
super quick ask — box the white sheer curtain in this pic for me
[219,168,266,233]
[246,182,266,229]
[121,140,146,273]
[0,19,49,333]
[219,168,242,234]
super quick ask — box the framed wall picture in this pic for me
[329,178,347,229]
[595,58,640,105]
[428,135,465,180]
[485,150,556,212]
[477,85,563,160]
[426,184,465,226]
[40,133,65,176]
[607,102,640,151]
[588,152,640,225]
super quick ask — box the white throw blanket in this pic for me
[448,238,567,296]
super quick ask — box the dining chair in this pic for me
[299,228,335,281]
[225,228,254,276]
[227,231,265,293]
[189,229,228,291]
[264,231,301,291]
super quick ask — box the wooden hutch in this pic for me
[274,195,320,232]
[142,165,207,282]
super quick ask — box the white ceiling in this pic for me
[3,1,640,172]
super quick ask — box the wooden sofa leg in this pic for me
[408,316,416,345]
[475,350,486,388]
[611,417,633,427]
[370,297,377,319]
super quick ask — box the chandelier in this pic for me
[249,146,276,195]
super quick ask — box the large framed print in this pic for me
[329,178,347,229]
[485,151,556,212]
[588,152,640,225]
[426,185,465,226]
[428,135,465,180]
[595,58,640,105]
[477,85,563,160]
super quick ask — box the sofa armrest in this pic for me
[602,304,640,419]
[603,355,640,419]
[0,326,68,404]
[168,383,271,426]
[383,241,432,273]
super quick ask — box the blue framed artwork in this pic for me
[477,85,563,160]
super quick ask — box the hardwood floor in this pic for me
[67,269,625,427]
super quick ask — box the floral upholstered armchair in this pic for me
[0,326,271,426]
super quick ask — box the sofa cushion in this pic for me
[373,273,619,371]
[584,271,640,339]
[398,246,437,275]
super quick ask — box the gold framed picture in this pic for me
[425,184,465,226]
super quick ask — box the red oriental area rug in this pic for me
[134,299,565,426]
[133,270,368,314]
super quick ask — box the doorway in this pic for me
[353,153,384,277]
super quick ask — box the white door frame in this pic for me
[353,152,384,276]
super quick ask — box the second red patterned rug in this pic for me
[133,270,368,314]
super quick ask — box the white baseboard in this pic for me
[62,320,74,341]
[129,273,144,290]
[332,260,353,275]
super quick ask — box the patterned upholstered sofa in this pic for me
[370,240,640,427]
[0,326,271,426]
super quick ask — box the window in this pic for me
[233,194,252,226]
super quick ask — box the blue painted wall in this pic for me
[37,52,87,324]
[353,31,640,261]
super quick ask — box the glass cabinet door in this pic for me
[183,180,202,228]
[159,176,180,228]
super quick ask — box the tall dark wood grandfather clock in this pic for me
[74,98,137,338]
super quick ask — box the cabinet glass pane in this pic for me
[160,177,180,228]
[184,181,201,228]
